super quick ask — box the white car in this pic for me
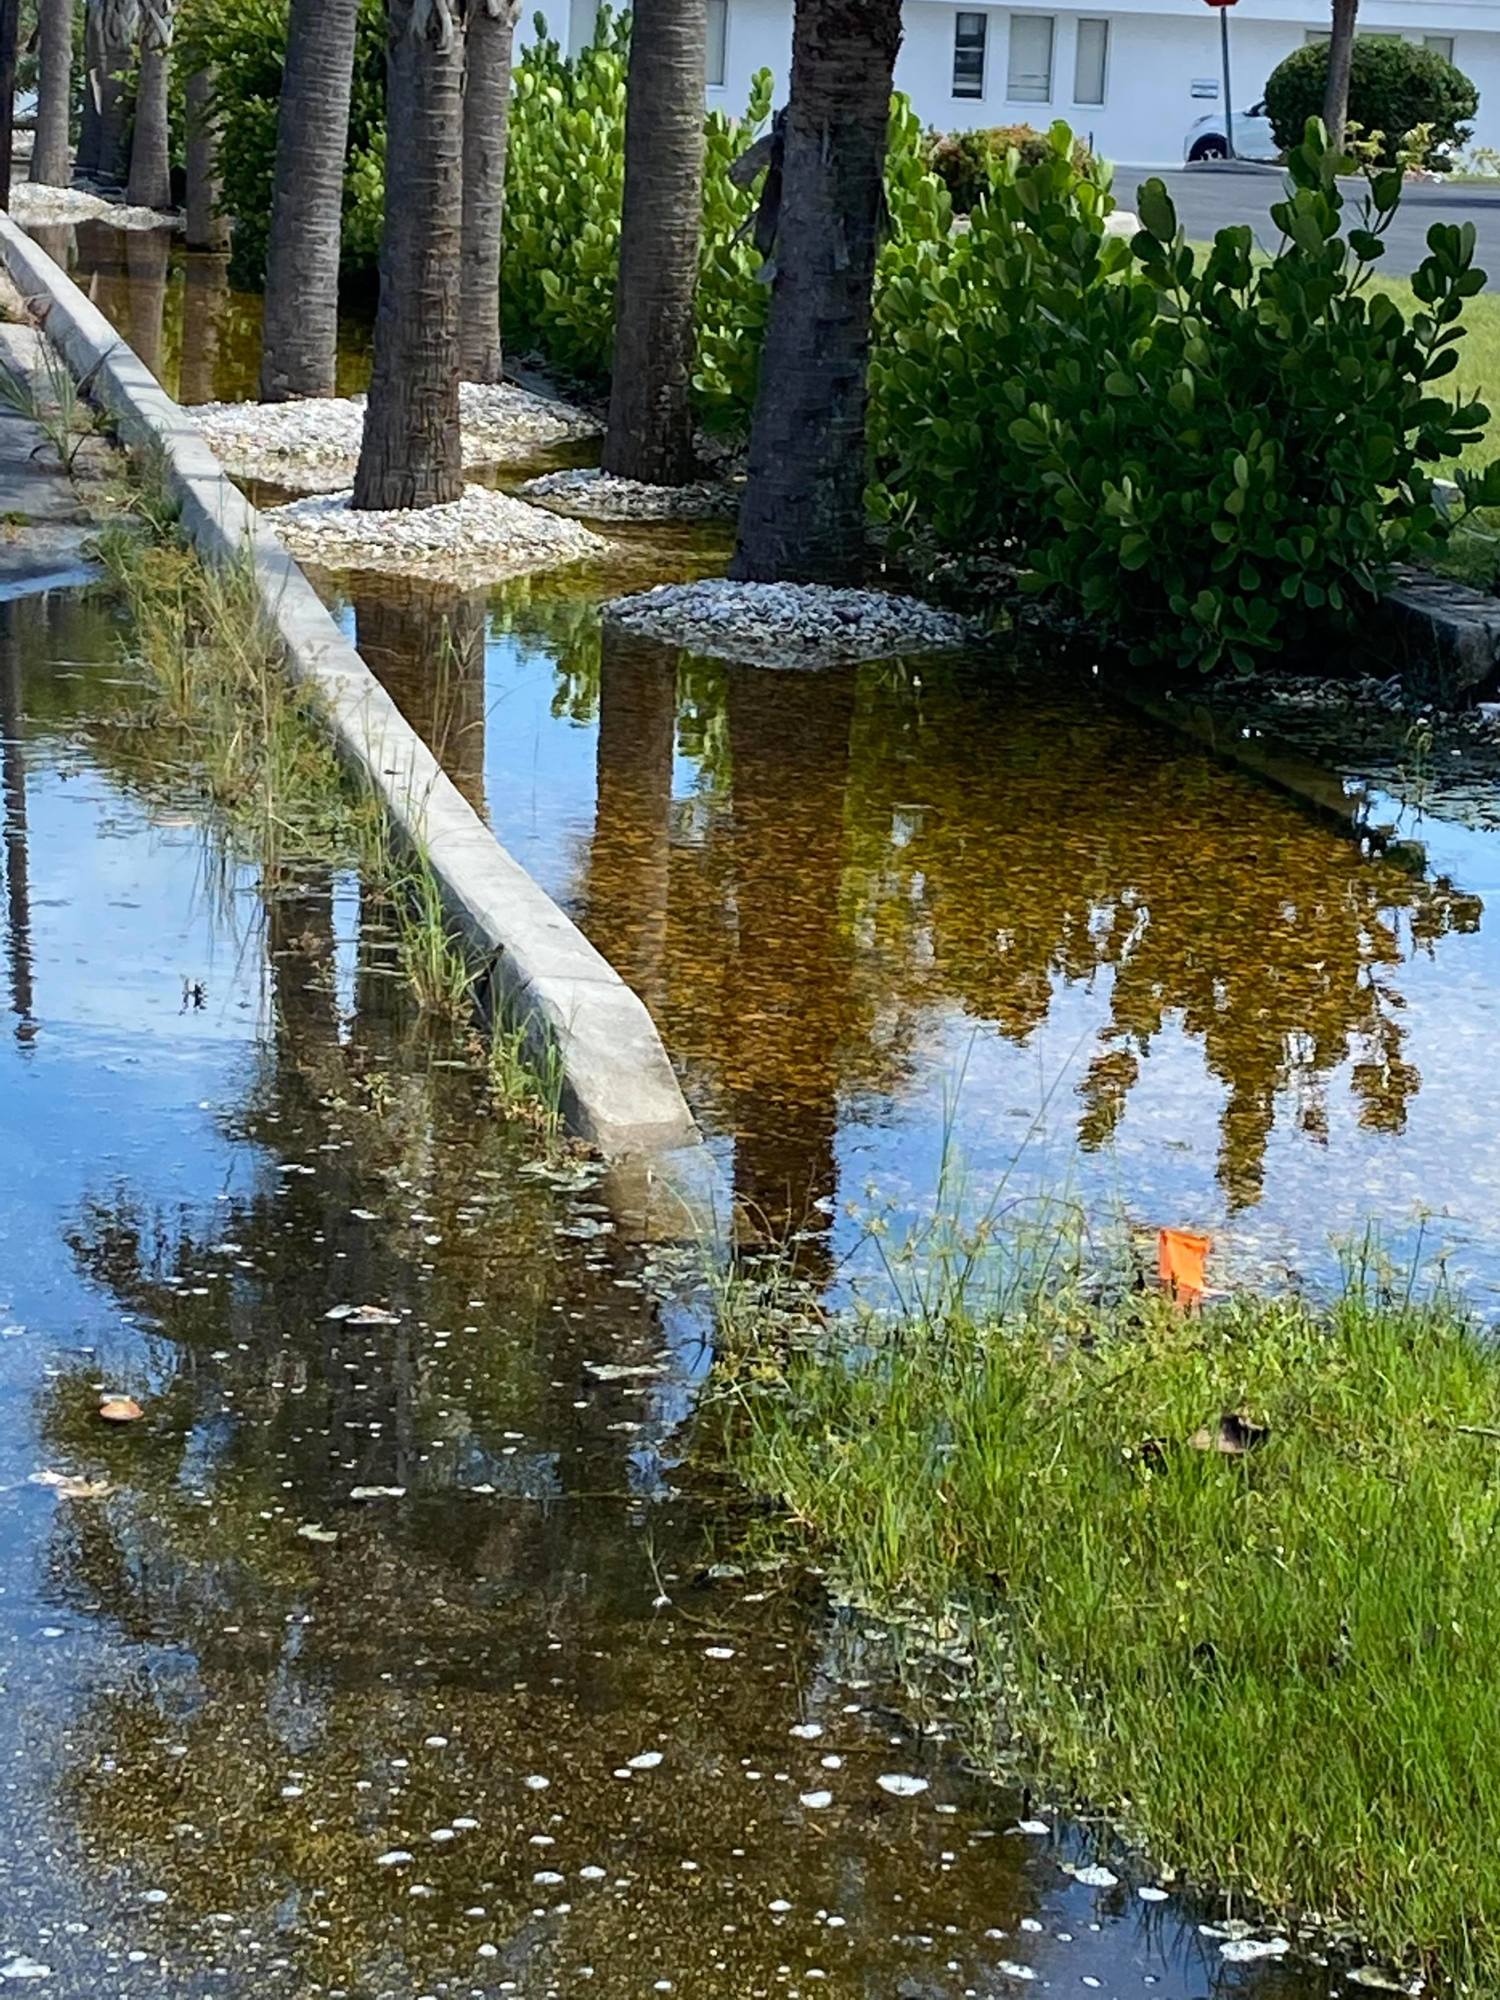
[1184,99,1279,163]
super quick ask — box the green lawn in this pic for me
[714,1244,1500,1987]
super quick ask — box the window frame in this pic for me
[1072,16,1109,106]
[952,9,989,101]
[1006,13,1056,106]
[707,0,728,88]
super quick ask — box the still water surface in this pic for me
[4,220,1499,1994]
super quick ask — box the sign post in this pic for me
[1203,0,1239,158]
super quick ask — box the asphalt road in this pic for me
[1112,161,1500,284]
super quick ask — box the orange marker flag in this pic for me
[1157,1227,1211,1307]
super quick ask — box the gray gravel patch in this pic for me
[601,578,984,668]
[266,485,612,584]
[519,465,737,522]
[192,384,601,493]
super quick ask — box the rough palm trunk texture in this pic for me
[260,0,361,402]
[30,0,73,188]
[127,11,174,213]
[602,0,708,487]
[460,0,519,384]
[353,0,465,512]
[185,67,231,250]
[94,1,139,187]
[731,0,903,583]
[1323,0,1359,153]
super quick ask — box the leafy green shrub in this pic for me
[873,120,1495,673]
[177,0,387,288]
[923,122,1089,213]
[1264,38,1477,167]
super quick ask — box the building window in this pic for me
[1008,14,1055,103]
[707,0,728,86]
[953,11,988,99]
[1425,32,1455,61]
[1073,17,1108,104]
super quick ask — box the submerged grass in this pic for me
[711,1218,1500,1987]
[93,479,567,1143]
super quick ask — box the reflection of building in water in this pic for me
[355,578,489,817]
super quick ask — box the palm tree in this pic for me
[1323,0,1359,153]
[730,0,904,583]
[30,0,73,189]
[460,0,521,385]
[127,0,176,212]
[184,66,231,251]
[80,0,139,188]
[352,0,465,512]
[601,0,708,488]
[259,0,362,402]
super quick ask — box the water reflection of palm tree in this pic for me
[123,227,172,383]
[177,252,231,406]
[0,600,35,1040]
[585,624,675,1021]
[723,662,858,1253]
[353,578,489,816]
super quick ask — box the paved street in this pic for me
[1113,161,1500,284]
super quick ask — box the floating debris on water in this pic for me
[876,1774,929,1798]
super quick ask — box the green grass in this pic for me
[711,1223,1500,1987]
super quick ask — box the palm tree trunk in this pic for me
[127,4,176,213]
[730,0,903,584]
[94,0,139,188]
[260,0,361,402]
[30,0,73,189]
[1323,0,1359,154]
[601,0,708,487]
[460,0,520,385]
[185,65,231,250]
[352,0,465,513]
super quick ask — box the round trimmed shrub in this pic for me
[1264,38,1477,167]
[924,124,1091,212]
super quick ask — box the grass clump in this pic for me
[713,1232,1500,1986]
[94,498,568,1144]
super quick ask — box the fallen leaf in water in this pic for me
[98,1397,143,1424]
[1069,1863,1119,1888]
[0,1956,53,1980]
[349,1486,406,1501]
[1157,1227,1211,1306]
[798,1789,834,1809]
[1190,1411,1270,1456]
[28,1470,112,1501]
[346,1304,400,1325]
[296,1523,338,1544]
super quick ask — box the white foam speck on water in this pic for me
[1220,1938,1291,1963]
[1070,1864,1119,1888]
[876,1774,929,1798]
[523,1774,550,1791]
[1138,1885,1169,1902]
[0,1957,53,1981]
[626,1751,664,1770]
[798,1790,834,1810]
[375,1850,413,1867]
[1012,1819,1050,1835]
[789,1722,823,1740]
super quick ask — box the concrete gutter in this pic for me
[0,214,699,1161]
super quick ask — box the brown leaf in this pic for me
[97,1396,143,1424]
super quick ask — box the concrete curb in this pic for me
[0,215,699,1160]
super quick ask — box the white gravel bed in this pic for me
[601,578,983,668]
[519,465,736,522]
[266,484,611,583]
[192,384,600,492]
[11,183,178,231]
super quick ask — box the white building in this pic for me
[529,0,1500,168]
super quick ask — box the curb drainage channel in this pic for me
[0,214,699,1166]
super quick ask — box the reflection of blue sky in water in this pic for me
[440,584,1500,1299]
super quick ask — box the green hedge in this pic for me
[1264,37,1478,168]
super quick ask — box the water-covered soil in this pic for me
[0,582,1339,1996]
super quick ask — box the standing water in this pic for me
[4,219,1497,1993]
